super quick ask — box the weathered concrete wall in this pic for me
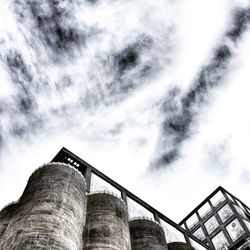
[83,192,131,250]
[167,242,195,250]
[129,218,168,250]
[0,163,87,250]
[0,202,18,243]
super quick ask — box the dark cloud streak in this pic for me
[84,34,161,106]
[226,8,250,42]
[152,6,250,169]
[6,51,35,114]
[14,0,96,62]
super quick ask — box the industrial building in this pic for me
[0,147,208,250]
[1,147,249,250]
[179,187,250,250]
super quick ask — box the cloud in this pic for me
[150,5,250,169]
[240,170,250,183]
[202,140,231,177]
[0,0,249,223]
[226,7,250,41]
[14,0,89,60]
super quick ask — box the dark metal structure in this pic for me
[52,147,209,250]
[179,187,250,250]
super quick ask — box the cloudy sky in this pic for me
[0,0,250,222]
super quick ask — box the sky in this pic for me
[0,0,250,222]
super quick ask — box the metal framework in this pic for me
[179,187,250,250]
[52,147,209,250]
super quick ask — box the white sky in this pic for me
[0,0,250,223]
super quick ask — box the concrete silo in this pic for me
[167,242,195,250]
[0,202,18,243]
[129,218,168,250]
[83,192,131,250]
[0,163,87,250]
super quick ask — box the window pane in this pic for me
[198,203,212,218]
[212,231,230,250]
[190,238,208,250]
[160,219,186,243]
[218,204,234,223]
[187,213,199,229]
[127,197,154,220]
[193,227,206,241]
[90,173,121,197]
[234,204,247,219]
[226,218,245,242]
[211,191,226,207]
[205,216,219,234]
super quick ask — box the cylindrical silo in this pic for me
[83,192,131,250]
[0,202,18,242]
[129,218,168,250]
[0,162,87,250]
[167,242,195,250]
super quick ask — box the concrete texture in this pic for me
[129,218,168,250]
[0,163,87,250]
[167,242,195,250]
[0,202,18,243]
[83,192,131,250]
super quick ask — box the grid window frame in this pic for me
[178,187,250,250]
